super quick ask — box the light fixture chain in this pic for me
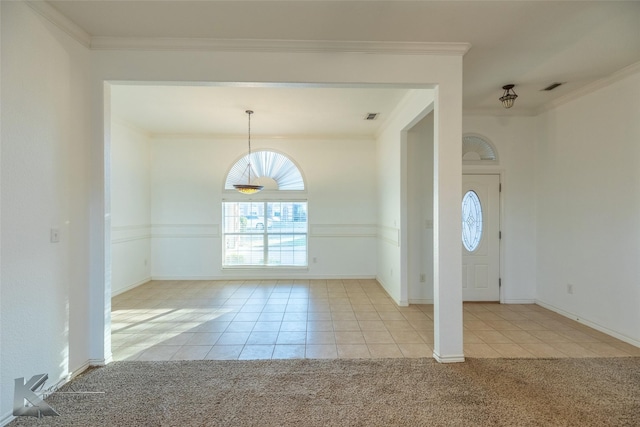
[247,110,253,183]
[233,109,263,194]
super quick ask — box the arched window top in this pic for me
[225,150,305,191]
[463,134,498,164]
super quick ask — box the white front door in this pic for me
[462,174,500,301]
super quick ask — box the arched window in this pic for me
[225,150,305,191]
[462,134,498,164]
[222,150,308,267]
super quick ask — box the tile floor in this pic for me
[111,279,640,361]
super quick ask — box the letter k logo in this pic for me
[13,374,59,418]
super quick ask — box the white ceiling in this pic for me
[111,85,412,136]
[46,1,640,134]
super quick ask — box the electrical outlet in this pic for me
[313,257,317,263]
[420,274,426,283]
[567,283,574,294]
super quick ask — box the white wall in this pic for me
[110,120,151,295]
[150,136,378,279]
[375,90,434,304]
[535,70,640,346]
[4,6,636,420]
[1,2,91,422]
[89,43,466,361]
[407,114,435,303]
[404,113,538,305]
[462,115,538,303]
[0,4,470,402]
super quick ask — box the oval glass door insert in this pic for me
[462,190,483,251]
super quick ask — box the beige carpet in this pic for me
[10,358,640,426]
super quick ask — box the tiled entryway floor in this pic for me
[111,279,640,361]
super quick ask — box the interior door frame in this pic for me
[462,169,504,303]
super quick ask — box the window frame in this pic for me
[222,199,309,269]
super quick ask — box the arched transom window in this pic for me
[225,150,305,191]
[462,134,498,164]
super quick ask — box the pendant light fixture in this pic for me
[499,84,518,109]
[233,110,264,195]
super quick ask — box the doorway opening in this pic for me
[104,81,436,361]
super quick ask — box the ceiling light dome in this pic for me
[499,84,518,109]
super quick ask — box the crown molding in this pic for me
[536,60,640,115]
[463,107,538,117]
[149,133,376,141]
[23,1,471,56]
[91,37,471,56]
[25,1,91,48]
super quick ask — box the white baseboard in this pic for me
[536,299,640,348]
[70,361,91,380]
[1,412,14,427]
[88,355,112,366]
[408,298,532,305]
[151,275,377,281]
[409,298,434,305]
[112,277,151,297]
[433,351,465,364]
[375,276,407,306]
[151,275,244,280]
